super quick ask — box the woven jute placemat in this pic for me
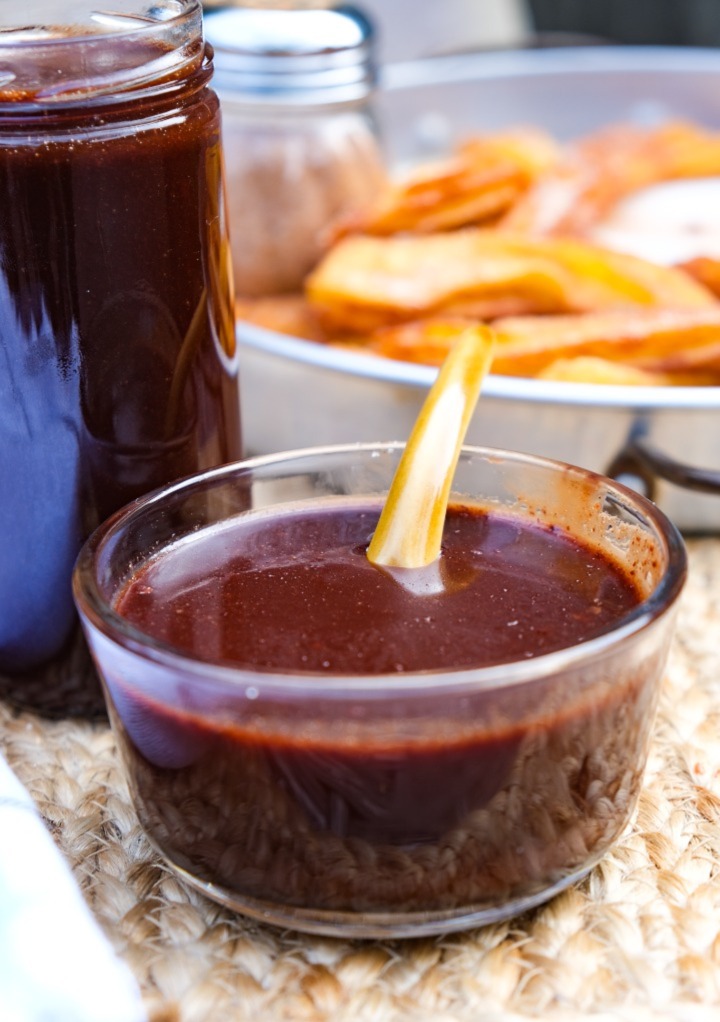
[2,539,719,1022]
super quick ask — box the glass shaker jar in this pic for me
[0,0,241,714]
[204,4,387,297]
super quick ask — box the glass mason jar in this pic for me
[204,4,387,298]
[0,1,242,714]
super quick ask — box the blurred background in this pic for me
[203,0,720,61]
[527,0,720,49]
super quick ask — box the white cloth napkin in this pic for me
[0,753,147,1022]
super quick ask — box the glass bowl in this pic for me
[73,443,686,938]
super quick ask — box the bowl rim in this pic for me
[237,320,720,412]
[381,43,720,92]
[73,441,688,699]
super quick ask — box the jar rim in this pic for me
[0,1,204,106]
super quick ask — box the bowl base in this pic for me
[159,851,595,938]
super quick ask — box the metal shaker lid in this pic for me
[204,4,377,105]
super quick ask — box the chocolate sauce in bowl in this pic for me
[104,500,661,922]
[116,503,641,673]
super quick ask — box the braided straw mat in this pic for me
[2,538,719,1022]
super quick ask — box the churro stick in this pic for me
[367,326,495,569]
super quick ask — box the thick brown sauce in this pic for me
[116,502,642,673]
[0,42,240,679]
[105,503,658,915]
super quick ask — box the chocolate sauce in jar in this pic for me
[0,5,241,714]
